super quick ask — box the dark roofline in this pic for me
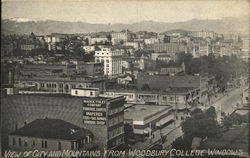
[10,118,93,141]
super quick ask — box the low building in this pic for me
[16,75,106,93]
[117,74,134,85]
[75,62,104,76]
[104,88,198,107]
[159,67,184,75]
[151,52,176,61]
[19,64,76,77]
[124,105,173,134]
[71,88,100,97]
[8,119,95,151]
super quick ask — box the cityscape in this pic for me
[1,0,249,158]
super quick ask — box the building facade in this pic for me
[95,47,123,76]
[8,119,95,152]
[111,30,136,45]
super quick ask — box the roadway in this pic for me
[205,87,245,115]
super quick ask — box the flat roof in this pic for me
[124,104,172,121]
[72,88,99,91]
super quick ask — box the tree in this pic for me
[182,107,221,140]
[172,137,192,150]
[222,116,233,130]
[205,106,217,120]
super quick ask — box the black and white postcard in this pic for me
[1,0,249,157]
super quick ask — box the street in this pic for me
[204,87,245,115]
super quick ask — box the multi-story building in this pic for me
[193,30,218,39]
[8,119,95,152]
[124,41,141,50]
[146,43,187,53]
[20,43,36,51]
[44,34,67,43]
[111,30,136,45]
[144,38,160,45]
[81,95,126,149]
[95,47,123,76]
[88,37,109,45]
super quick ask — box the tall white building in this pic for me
[95,47,124,76]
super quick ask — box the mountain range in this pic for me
[1,16,249,35]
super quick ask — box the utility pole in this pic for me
[174,93,178,127]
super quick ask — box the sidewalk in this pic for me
[131,120,183,150]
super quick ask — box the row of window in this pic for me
[12,138,50,149]
[39,83,87,89]
[109,106,124,115]
[110,137,124,148]
[108,126,124,139]
[108,115,124,127]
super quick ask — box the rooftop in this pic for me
[106,87,197,95]
[10,118,93,141]
[124,104,172,121]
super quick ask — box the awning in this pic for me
[156,115,174,127]
[143,127,152,134]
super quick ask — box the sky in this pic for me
[2,0,250,24]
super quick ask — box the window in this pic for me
[75,90,78,95]
[246,97,249,100]
[58,142,61,150]
[24,140,28,147]
[71,142,75,150]
[18,138,22,146]
[32,140,35,146]
[59,84,63,88]
[41,141,44,148]
[44,141,47,148]
[12,138,16,145]
[90,92,93,96]
[86,136,90,144]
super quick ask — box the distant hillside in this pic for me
[1,16,249,35]
[160,29,193,36]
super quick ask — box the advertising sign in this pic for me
[83,99,107,125]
